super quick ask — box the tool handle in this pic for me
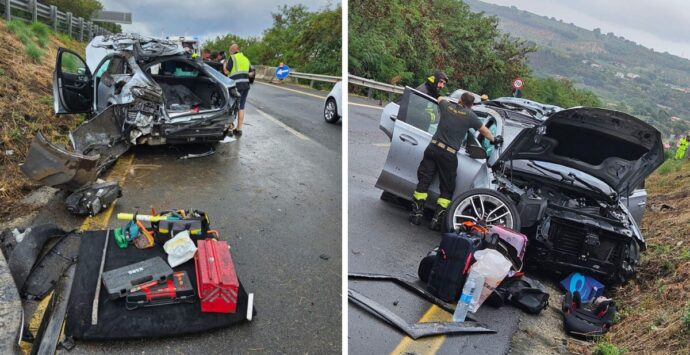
[117,213,169,222]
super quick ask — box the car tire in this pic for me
[445,188,521,232]
[324,98,340,123]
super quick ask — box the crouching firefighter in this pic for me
[409,92,503,231]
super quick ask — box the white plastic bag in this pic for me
[163,230,197,267]
[468,249,512,313]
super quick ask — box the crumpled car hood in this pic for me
[496,107,664,194]
[87,34,183,69]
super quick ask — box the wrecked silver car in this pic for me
[377,87,664,283]
[21,34,239,190]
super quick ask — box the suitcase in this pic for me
[195,239,239,313]
[102,257,173,299]
[426,232,482,302]
[487,225,528,271]
[125,271,196,310]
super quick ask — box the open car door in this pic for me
[54,48,93,114]
[376,87,440,198]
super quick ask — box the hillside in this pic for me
[466,0,690,136]
[0,20,86,219]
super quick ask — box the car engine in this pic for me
[498,175,640,284]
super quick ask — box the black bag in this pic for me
[425,232,481,302]
[485,277,549,314]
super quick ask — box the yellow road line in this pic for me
[390,305,450,355]
[256,109,311,141]
[21,153,135,354]
[255,81,327,100]
[349,101,384,110]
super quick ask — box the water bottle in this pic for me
[453,271,485,322]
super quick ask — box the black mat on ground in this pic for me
[65,230,253,340]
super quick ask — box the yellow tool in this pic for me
[116,213,172,222]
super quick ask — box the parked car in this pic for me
[324,81,342,123]
[21,34,240,191]
[376,87,664,284]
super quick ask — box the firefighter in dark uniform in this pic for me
[409,92,503,230]
[416,71,448,99]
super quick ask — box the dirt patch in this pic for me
[0,20,86,220]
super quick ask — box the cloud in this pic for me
[99,0,338,39]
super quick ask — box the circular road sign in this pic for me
[275,64,290,80]
[512,77,524,90]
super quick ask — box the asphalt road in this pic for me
[22,82,341,354]
[347,96,520,354]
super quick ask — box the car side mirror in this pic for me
[467,145,487,159]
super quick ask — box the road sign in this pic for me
[512,77,524,90]
[275,65,290,79]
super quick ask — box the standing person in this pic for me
[201,48,211,61]
[223,43,251,138]
[676,135,688,160]
[416,71,448,99]
[409,93,503,230]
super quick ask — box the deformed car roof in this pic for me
[86,34,184,69]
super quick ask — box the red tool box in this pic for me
[195,239,239,313]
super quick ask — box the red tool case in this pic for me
[195,239,239,313]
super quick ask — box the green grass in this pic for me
[657,158,686,175]
[25,43,44,63]
[683,302,690,331]
[593,341,627,355]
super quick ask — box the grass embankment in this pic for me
[0,19,86,219]
[598,158,690,354]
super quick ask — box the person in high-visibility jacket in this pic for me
[675,136,688,160]
[223,43,252,138]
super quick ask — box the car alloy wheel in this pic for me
[324,98,339,123]
[446,188,521,232]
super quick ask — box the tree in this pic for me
[41,0,102,19]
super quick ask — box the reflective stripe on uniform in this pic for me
[436,197,451,209]
[413,191,428,201]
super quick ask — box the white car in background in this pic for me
[324,81,342,123]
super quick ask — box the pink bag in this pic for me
[488,225,528,271]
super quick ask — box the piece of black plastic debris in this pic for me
[31,265,76,355]
[348,289,495,339]
[320,254,330,260]
[4,224,68,291]
[348,272,472,319]
[393,299,399,306]
[58,336,75,351]
[65,181,122,216]
[23,232,80,300]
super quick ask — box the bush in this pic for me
[25,43,44,63]
[657,159,685,175]
[593,341,626,355]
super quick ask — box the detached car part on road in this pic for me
[376,87,663,284]
[21,34,240,190]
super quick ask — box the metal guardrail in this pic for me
[290,71,340,84]
[3,0,112,41]
[348,74,405,94]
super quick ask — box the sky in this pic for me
[99,0,337,43]
[481,0,690,60]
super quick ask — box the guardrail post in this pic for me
[29,0,37,22]
[87,21,92,40]
[367,87,373,99]
[79,18,84,41]
[50,5,58,30]
[66,12,73,37]
[310,79,315,88]
[388,92,393,102]
[5,0,10,21]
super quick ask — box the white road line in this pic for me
[256,108,311,141]
[372,143,390,147]
[349,101,384,110]
[255,81,326,100]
